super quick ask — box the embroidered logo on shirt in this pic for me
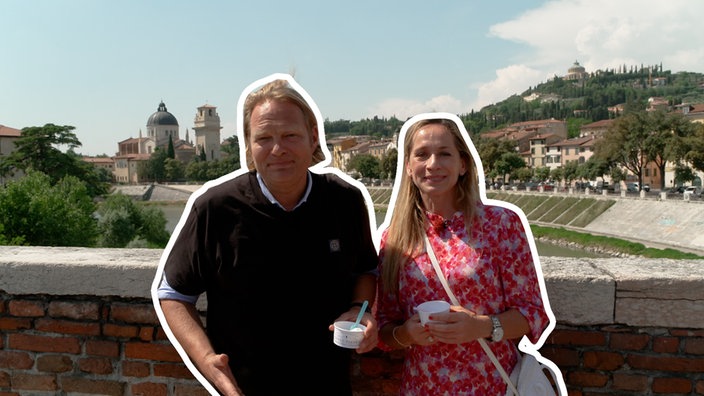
[329,239,341,252]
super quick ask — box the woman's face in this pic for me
[406,123,466,202]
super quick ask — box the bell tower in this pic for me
[193,104,222,160]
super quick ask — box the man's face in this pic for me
[249,99,318,192]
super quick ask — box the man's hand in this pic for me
[200,353,244,396]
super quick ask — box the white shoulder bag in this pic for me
[424,234,557,396]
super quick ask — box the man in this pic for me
[153,74,378,396]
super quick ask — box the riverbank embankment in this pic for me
[113,184,704,257]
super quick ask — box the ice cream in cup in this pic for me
[415,300,451,325]
[333,321,366,349]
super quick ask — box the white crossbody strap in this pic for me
[424,234,520,396]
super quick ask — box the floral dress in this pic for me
[375,203,550,395]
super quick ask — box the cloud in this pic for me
[466,0,704,113]
[489,0,704,73]
[367,95,464,120]
[471,65,544,111]
[365,0,704,123]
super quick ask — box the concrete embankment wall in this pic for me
[129,184,704,255]
[490,189,704,255]
[1,246,703,395]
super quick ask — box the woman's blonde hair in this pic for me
[381,118,480,293]
[242,79,325,170]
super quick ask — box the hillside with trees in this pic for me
[324,65,704,140]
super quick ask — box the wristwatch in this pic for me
[490,315,504,342]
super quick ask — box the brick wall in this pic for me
[0,294,209,396]
[1,247,704,395]
[2,292,704,395]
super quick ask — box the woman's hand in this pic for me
[424,305,490,344]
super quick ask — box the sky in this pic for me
[2,0,703,157]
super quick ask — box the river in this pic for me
[156,203,602,258]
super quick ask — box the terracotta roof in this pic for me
[0,125,22,137]
[550,136,595,147]
[82,156,114,163]
[581,119,614,129]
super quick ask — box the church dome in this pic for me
[147,101,179,126]
[568,61,586,74]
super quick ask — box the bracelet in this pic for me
[392,326,411,348]
[350,302,371,313]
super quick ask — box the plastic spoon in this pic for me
[350,300,368,330]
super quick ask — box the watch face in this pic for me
[493,326,504,341]
[491,316,504,341]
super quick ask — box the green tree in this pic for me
[561,161,580,186]
[186,159,210,182]
[0,171,98,246]
[641,111,695,190]
[379,148,398,179]
[0,124,109,197]
[348,154,380,179]
[683,123,704,172]
[167,138,175,159]
[594,112,650,187]
[494,152,525,183]
[476,138,516,182]
[139,148,168,182]
[164,158,185,181]
[96,193,170,248]
[579,157,611,183]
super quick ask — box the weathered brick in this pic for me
[0,351,33,369]
[568,371,609,387]
[85,339,119,357]
[34,318,100,336]
[583,351,625,370]
[122,361,150,378]
[36,355,73,373]
[684,337,704,355]
[652,376,692,393]
[653,336,679,354]
[174,383,211,396]
[612,372,648,391]
[155,326,169,340]
[541,347,580,367]
[671,329,704,337]
[8,333,80,354]
[11,373,57,391]
[48,300,99,320]
[0,370,9,387]
[139,326,154,342]
[153,362,193,379]
[627,354,704,372]
[102,323,139,338]
[0,317,31,331]
[111,303,158,325]
[696,379,704,394]
[610,332,650,351]
[61,377,124,396]
[131,382,167,396]
[125,342,182,362]
[78,357,113,375]
[548,329,606,346]
[8,300,45,317]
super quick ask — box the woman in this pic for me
[375,113,552,395]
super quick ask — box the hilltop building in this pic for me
[0,125,23,184]
[192,104,222,161]
[564,61,589,81]
[111,101,223,183]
